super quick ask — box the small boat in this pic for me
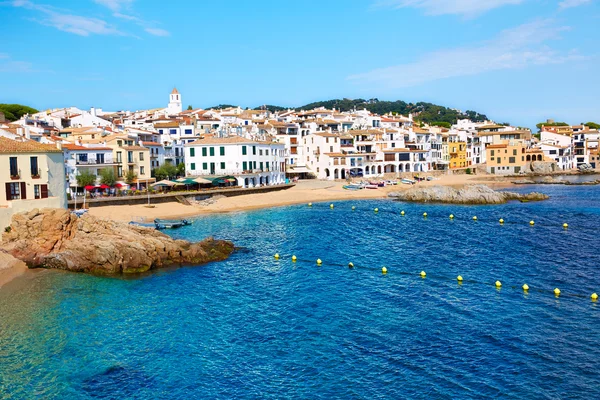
[365,184,379,189]
[129,221,156,229]
[401,178,416,185]
[414,176,425,182]
[343,184,364,190]
[153,218,192,229]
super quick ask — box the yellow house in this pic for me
[0,137,67,228]
[486,141,527,175]
[449,141,467,169]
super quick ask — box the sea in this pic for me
[1,184,599,399]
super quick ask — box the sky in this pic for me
[0,0,599,128]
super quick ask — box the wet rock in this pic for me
[1,208,234,275]
[388,184,549,204]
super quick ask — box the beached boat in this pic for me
[401,178,416,185]
[154,218,192,230]
[365,184,379,189]
[343,183,364,190]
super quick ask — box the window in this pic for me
[97,153,105,164]
[265,149,269,156]
[139,152,144,161]
[128,151,133,163]
[490,150,495,156]
[159,130,163,134]
[259,149,263,156]
[190,148,195,157]
[220,147,225,156]
[117,140,123,146]
[509,157,516,164]
[202,147,207,157]
[242,146,247,155]
[117,166,123,177]
[30,156,39,177]
[5,182,23,200]
[220,162,225,170]
[243,161,248,171]
[259,162,263,171]
[191,163,196,171]
[253,146,256,155]
[170,129,177,135]
[497,158,501,164]
[513,149,517,155]
[140,166,145,175]
[116,152,122,163]
[9,157,18,177]
[185,129,192,134]
[253,161,256,169]
[202,163,208,170]
[34,184,40,199]
[209,147,215,157]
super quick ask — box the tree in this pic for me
[176,162,185,176]
[76,170,96,188]
[431,121,452,129]
[187,105,193,110]
[153,162,178,181]
[99,168,116,187]
[0,104,39,121]
[125,169,137,185]
[536,121,569,131]
[584,122,600,130]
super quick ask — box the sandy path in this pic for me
[88,174,505,222]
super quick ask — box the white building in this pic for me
[166,88,183,116]
[185,135,286,187]
[63,143,118,191]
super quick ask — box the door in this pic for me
[210,163,215,175]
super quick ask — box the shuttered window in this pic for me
[41,184,48,199]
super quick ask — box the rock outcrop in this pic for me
[388,184,549,204]
[0,208,234,274]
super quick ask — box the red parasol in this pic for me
[84,185,96,191]
[99,184,110,189]
[114,183,126,188]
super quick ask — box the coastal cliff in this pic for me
[388,184,548,204]
[0,208,234,274]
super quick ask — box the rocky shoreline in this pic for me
[0,208,234,275]
[388,184,549,204]
[512,176,600,185]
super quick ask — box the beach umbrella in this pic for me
[152,180,176,187]
[99,184,110,189]
[84,185,96,191]
[193,177,212,184]
[114,183,126,188]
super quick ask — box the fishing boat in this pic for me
[343,183,364,190]
[154,218,192,230]
[365,184,379,189]
[401,178,416,185]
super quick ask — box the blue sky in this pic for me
[1,0,598,128]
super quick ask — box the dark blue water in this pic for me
[1,185,599,399]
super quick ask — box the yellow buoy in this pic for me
[522,284,529,291]
[423,212,428,217]
[348,262,354,268]
[449,214,454,219]
[330,204,334,209]
[457,275,463,282]
[374,208,379,213]
[495,281,502,288]
[316,258,322,265]
[554,288,561,296]
[308,203,312,207]
[499,218,505,224]
[473,216,478,221]
[530,220,535,226]
[274,253,280,260]
[592,293,598,301]
[400,210,405,216]
[292,255,297,262]
[420,271,426,278]
[563,223,568,229]
[382,266,388,274]
[352,206,356,211]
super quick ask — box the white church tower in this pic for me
[167,87,182,115]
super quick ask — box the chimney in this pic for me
[90,107,96,117]
[56,141,63,150]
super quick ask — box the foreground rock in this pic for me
[388,184,549,204]
[1,208,234,274]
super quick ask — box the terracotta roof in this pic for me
[141,141,162,146]
[0,137,63,153]
[63,143,112,151]
[382,148,411,153]
[122,146,149,151]
[171,87,179,94]
[487,144,508,149]
[154,122,180,128]
[186,136,255,146]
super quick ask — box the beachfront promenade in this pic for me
[68,183,295,209]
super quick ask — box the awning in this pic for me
[175,177,198,185]
[152,180,176,187]
[193,177,212,184]
[226,178,236,182]
[287,166,311,173]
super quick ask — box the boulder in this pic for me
[388,184,548,204]
[1,208,234,275]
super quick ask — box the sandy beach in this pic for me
[0,252,29,289]
[88,174,508,222]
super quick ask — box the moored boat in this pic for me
[401,178,416,185]
[154,218,192,229]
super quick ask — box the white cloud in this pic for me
[145,27,170,37]
[0,54,34,73]
[374,0,525,17]
[93,0,134,12]
[348,19,585,88]
[10,0,125,36]
[558,0,591,9]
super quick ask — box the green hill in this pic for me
[254,98,488,125]
[0,104,39,122]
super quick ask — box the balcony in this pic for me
[31,168,41,179]
[76,159,116,165]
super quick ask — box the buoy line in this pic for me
[274,254,599,302]
[306,203,586,231]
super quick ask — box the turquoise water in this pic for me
[1,185,600,399]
